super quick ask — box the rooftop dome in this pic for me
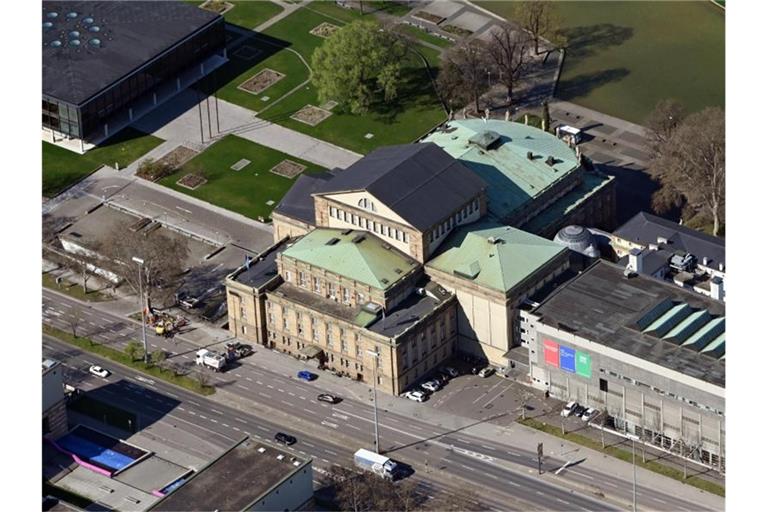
[554,225,600,258]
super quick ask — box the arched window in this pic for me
[357,198,377,212]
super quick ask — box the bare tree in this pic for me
[438,41,492,114]
[426,489,483,511]
[99,220,190,311]
[512,1,562,55]
[487,25,533,105]
[196,368,211,389]
[645,99,687,159]
[66,308,83,338]
[125,341,144,362]
[649,107,725,235]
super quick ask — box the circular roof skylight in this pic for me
[69,30,80,38]
[89,26,100,33]
[50,40,62,47]
[67,12,78,19]
[83,17,94,24]
[89,38,101,47]
[69,39,81,47]
[46,12,58,18]
[43,21,54,29]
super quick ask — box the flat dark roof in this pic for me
[153,439,309,512]
[368,280,453,338]
[230,240,288,289]
[529,260,725,387]
[43,1,221,105]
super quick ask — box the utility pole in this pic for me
[366,350,381,453]
[537,442,543,475]
[628,433,638,512]
[132,257,150,363]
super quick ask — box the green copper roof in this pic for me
[423,119,580,220]
[426,221,567,293]
[281,229,418,290]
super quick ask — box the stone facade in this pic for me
[271,212,312,244]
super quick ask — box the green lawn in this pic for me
[185,0,284,29]
[208,2,447,153]
[42,272,113,302]
[158,135,327,220]
[481,1,724,124]
[42,127,163,197]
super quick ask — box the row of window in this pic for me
[329,206,410,244]
[427,199,480,243]
[283,269,372,307]
[599,368,723,416]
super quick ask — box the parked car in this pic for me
[297,370,318,381]
[561,401,579,417]
[573,404,588,418]
[434,372,450,384]
[443,367,459,378]
[88,365,110,378]
[405,390,428,402]
[478,367,495,378]
[317,393,341,404]
[274,432,297,445]
[421,380,441,392]
[581,407,599,422]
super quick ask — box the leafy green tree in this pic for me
[125,340,144,362]
[151,349,167,366]
[311,21,408,114]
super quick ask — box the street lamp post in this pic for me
[627,433,639,512]
[132,256,150,363]
[366,349,381,453]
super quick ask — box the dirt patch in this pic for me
[290,105,332,126]
[310,22,341,38]
[238,68,285,95]
[157,146,199,170]
[176,173,207,190]
[270,160,306,179]
[413,11,444,24]
[441,24,473,37]
[200,0,234,15]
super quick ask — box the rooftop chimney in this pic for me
[710,277,724,301]
[627,248,645,274]
[657,236,669,245]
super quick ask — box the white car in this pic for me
[421,380,441,392]
[405,390,428,402]
[88,365,111,378]
[561,400,578,417]
[443,367,459,378]
[478,367,495,378]
[581,407,599,422]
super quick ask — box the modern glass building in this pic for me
[42,1,226,148]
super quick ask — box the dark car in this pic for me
[274,432,297,445]
[317,393,341,404]
[297,370,318,381]
[572,405,588,418]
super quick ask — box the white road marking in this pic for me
[188,411,197,416]
[321,420,338,429]
[304,408,317,415]
[210,419,218,424]
[288,392,295,397]
[237,384,249,391]
[235,418,247,424]
[256,380,262,385]
[267,385,274,389]
[246,377,253,382]
[299,396,306,400]
[256,425,269,432]
[233,427,240,432]
[188,400,200,407]
[304,442,315,448]
[235,373,242,377]
[199,414,208,420]
[258,392,271,399]
[281,400,292,407]
[211,409,223,415]
[347,424,361,431]
[222,423,229,428]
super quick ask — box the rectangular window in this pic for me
[395,230,403,241]
[299,272,307,288]
[366,219,372,230]
[353,214,359,225]
[268,313,275,325]
[313,277,321,294]
[344,211,349,222]
[373,222,379,233]
[356,292,365,304]
[285,270,292,282]
[342,288,350,304]
[341,339,348,353]
[473,198,479,210]
[282,317,289,330]
[330,206,337,217]
[336,208,343,220]
[329,283,337,299]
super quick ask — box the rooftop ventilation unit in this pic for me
[527,151,534,160]
[394,268,403,274]
[381,278,389,285]
[352,234,366,244]
[657,236,669,244]
[487,236,502,244]
[341,229,352,235]
[382,243,391,250]
[545,156,556,166]
[325,237,340,246]
[469,130,501,150]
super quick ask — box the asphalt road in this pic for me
[43,289,720,511]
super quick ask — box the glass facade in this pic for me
[42,18,225,141]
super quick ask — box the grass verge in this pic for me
[43,127,164,197]
[43,324,215,396]
[518,418,725,497]
[42,273,113,303]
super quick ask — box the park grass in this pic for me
[43,324,216,396]
[42,272,113,303]
[518,418,725,497]
[480,1,724,124]
[185,0,284,29]
[42,127,163,197]
[211,2,446,153]
[158,134,327,220]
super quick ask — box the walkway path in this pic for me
[254,0,309,32]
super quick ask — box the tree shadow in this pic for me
[558,23,634,61]
[596,161,659,225]
[556,68,630,101]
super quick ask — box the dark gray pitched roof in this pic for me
[43,1,221,105]
[614,212,725,270]
[272,171,337,224]
[321,143,486,231]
